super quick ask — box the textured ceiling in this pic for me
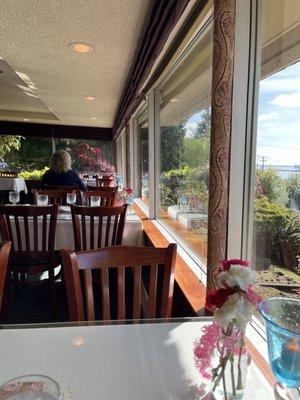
[0,0,152,127]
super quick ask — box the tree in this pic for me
[256,168,288,204]
[192,108,211,138]
[0,135,22,159]
[160,124,185,173]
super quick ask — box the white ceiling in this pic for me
[0,0,152,127]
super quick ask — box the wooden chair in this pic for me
[32,188,77,205]
[0,205,60,316]
[96,177,113,187]
[87,185,118,192]
[70,204,127,251]
[80,188,117,206]
[0,241,11,317]
[61,244,177,321]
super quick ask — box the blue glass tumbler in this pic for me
[260,297,300,399]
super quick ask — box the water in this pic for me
[272,358,300,388]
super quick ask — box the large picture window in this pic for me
[252,0,300,301]
[136,108,149,205]
[157,19,213,266]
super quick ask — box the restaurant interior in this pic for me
[0,0,299,399]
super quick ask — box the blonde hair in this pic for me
[50,150,72,173]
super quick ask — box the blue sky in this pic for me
[257,62,300,166]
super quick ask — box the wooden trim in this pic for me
[133,203,206,315]
[0,121,113,141]
[246,339,276,386]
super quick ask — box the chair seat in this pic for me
[10,251,61,275]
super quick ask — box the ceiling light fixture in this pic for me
[69,42,94,54]
[85,96,95,101]
[90,117,96,120]
[23,118,29,122]
[170,98,178,103]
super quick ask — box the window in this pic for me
[136,108,149,205]
[5,136,115,176]
[157,19,213,266]
[252,0,300,301]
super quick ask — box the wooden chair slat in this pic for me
[81,188,117,207]
[97,216,103,248]
[111,215,118,244]
[90,216,95,250]
[147,264,158,318]
[33,215,38,252]
[14,215,22,251]
[133,266,141,319]
[24,216,30,251]
[101,268,110,320]
[84,269,95,321]
[82,215,87,250]
[104,216,111,247]
[117,267,125,320]
[42,215,47,252]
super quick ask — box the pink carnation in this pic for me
[221,259,249,271]
[194,323,221,379]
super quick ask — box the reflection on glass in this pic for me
[37,194,48,206]
[66,193,76,205]
[253,0,300,303]
[136,110,149,204]
[158,19,213,266]
[90,196,100,207]
[9,191,19,205]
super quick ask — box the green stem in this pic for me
[230,356,236,396]
[236,338,245,390]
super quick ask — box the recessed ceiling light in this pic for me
[90,117,96,120]
[69,42,94,54]
[23,118,29,121]
[170,98,178,103]
[85,96,95,101]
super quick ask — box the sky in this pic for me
[257,62,300,166]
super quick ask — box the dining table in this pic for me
[0,177,27,193]
[0,318,273,399]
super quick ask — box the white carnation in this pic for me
[214,293,254,330]
[219,265,256,291]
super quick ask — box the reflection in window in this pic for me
[158,19,213,265]
[253,0,300,301]
[136,110,149,203]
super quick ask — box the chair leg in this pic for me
[13,272,20,297]
[49,268,59,319]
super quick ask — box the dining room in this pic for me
[0,0,299,399]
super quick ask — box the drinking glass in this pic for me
[37,194,48,206]
[260,297,300,400]
[90,196,100,207]
[9,191,19,205]
[66,193,76,205]
[0,374,61,399]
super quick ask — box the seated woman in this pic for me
[41,150,87,191]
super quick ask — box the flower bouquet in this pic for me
[194,259,262,400]
[119,187,135,212]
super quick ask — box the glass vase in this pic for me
[211,334,251,400]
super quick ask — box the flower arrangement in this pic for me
[194,259,262,399]
[119,188,134,205]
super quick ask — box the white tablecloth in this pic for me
[0,320,273,400]
[54,213,143,249]
[0,177,27,193]
[4,213,143,250]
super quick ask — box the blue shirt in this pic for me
[41,170,87,191]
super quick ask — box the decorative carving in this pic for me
[207,0,236,294]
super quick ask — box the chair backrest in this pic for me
[96,177,113,187]
[61,244,177,321]
[33,189,76,205]
[81,188,117,206]
[0,205,58,259]
[86,185,118,192]
[71,204,127,251]
[0,241,11,312]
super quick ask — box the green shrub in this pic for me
[19,167,49,180]
[162,165,196,178]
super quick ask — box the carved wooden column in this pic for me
[206,0,236,294]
